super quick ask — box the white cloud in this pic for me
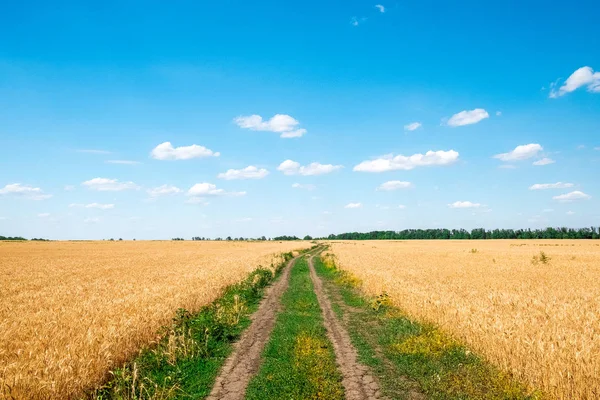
[376,181,413,191]
[187,183,246,197]
[404,122,422,131]
[577,145,586,150]
[494,144,543,162]
[86,203,114,210]
[64,185,75,191]
[446,109,489,127]
[533,157,555,166]
[147,185,182,197]
[277,160,343,176]
[496,111,502,116]
[594,147,600,151]
[354,150,459,172]
[398,204,406,209]
[448,201,482,209]
[84,217,101,223]
[151,142,220,160]
[345,202,363,209]
[552,191,591,202]
[351,17,359,26]
[549,66,600,98]
[529,182,574,190]
[106,160,141,165]
[69,203,115,209]
[38,213,50,218]
[217,166,269,180]
[82,178,139,191]
[375,4,385,13]
[566,211,576,215]
[77,149,111,154]
[235,217,253,222]
[0,183,52,200]
[234,114,307,138]
[292,183,316,191]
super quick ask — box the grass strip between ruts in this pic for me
[91,249,305,399]
[245,256,344,400]
[313,253,542,400]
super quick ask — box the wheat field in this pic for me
[0,240,310,399]
[329,240,600,400]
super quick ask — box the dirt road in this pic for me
[206,255,299,400]
[308,254,383,400]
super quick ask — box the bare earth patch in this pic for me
[207,256,298,400]
[308,254,383,400]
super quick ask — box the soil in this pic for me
[308,254,383,400]
[206,256,298,400]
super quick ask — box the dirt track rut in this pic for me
[308,254,383,400]
[207,255,298,400]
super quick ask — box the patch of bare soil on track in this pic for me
[308,254,383,400]
[207,256,298,400]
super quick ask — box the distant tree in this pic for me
[303,235,313,240]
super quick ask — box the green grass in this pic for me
[245,256,344,400]
[91,252,296,400]
[314,254,541,400]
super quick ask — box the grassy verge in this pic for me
[245,256,344,400]
[91,251,300,399]
[314,253,541,400]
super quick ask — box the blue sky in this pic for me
[1,0,599,240]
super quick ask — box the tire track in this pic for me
[207,252,304,400]
[308,253,383,400]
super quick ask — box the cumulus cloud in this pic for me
[106,160,141,165]
[0,183,52,200]
[234,114,307,138]
[345,202,363,209]
[354,150,459,172]
[292,183,316,190]
[448,201,482,209]
[375,4,385,12]
[187,183,246,197]
[277,160,343,176]
[404,122,422,131]
[552,191,591,202]
[549,66,600,98]
[147,185,182,197]
[532,157,555,166]
[151,142,220,160]
[69,203,115,209]
[529,182,574,190]
[446,109,489,127]
[376,181,413,191]
[493,144,543,162]
[217,166,269,180]
[82,178,139,191]
[566,211,576,215]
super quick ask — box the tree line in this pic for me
[318,227,600,240]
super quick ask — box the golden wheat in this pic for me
[329,240,600,400]
[0,240,310,399]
